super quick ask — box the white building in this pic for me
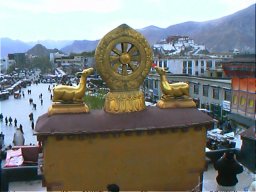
[153,56,223,77]
[153,35,207,56]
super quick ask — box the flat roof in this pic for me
[35,107,213,136]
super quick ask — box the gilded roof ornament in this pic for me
[95,24,153,113]
[48,68,94,116]
[154,67,196,108]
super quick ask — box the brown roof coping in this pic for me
[35,107,213,135]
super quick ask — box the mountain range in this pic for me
[0,4,255,57]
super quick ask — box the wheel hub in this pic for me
[120,53,130,64]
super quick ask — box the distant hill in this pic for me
[138,3,255,53]
[27,44,62,57]
[0,38,32,57]
[0,39,72,57]
[61,40,99,54]
[27,40,73,49]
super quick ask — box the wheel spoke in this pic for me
[128,62,136,71]
[121,42,128,53]
[122,64,128,75]
[112,47,121,55]
[113,62,121,72]
[128,45,138,55]
[110,55,120,63]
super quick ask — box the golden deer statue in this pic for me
[154,66,196,108]
[53,68,94,103]
[155,67,189,97]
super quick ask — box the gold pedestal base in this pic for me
[48,103,90,116]
[104,90,146,113]
[157,96,196,109]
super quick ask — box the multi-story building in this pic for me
[222,55,256,130]
[153,55,224,77]
[50,54,87,74]
[145,73,231,121]
[7,53,26,69]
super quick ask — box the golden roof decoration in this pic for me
[48,68,94,116]
[154,66,196,108]
[95,24,153,113]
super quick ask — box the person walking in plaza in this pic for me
[13,125,25,146]
[29,112,34,121]
[5,117,8,126]
[33,103,37,110]
[31,121,34,130]
[0,113,3,121]
[8,116,13,126]
[19,124,24,134]
[29,98,33,105]
[14,118,17,127]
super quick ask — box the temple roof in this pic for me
[35,107,213,135]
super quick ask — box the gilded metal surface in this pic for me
[52,68,94,103]
[95,24,152,91]
[48,68,93,115]
[104,91,145,113]
[95,24,152,113]
[155,67,196,108]
[48,103,89,116]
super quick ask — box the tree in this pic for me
[7,64,15,74]
[30,56,52,73]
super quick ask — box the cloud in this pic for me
[0,0,122,14]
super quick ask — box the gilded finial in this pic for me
[154,66,196,109]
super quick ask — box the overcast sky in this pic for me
[0,0,255,41]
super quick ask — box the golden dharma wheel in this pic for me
[95,24,153,92]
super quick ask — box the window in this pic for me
[201,68,204,74]
[203,85,209,97]
[224,90,231,101]
[201,61,204,66]
[195,60,198,66]
[248,99,254,108]
[206,60,212,68]
[188,68,192,75]
[159,61,162,67]
[183,61,187,68]
[212,87,219,99]
[188,61,192,68]
[164,60,167,68]
[233,95,238,104]
[154,80,158,89]
[194,84,199,94]
[195,71,199,76]
[240,97,246,106]
[183,61,187,74]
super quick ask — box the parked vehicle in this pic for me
[0,91,9,100]
[14,91,21,99]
